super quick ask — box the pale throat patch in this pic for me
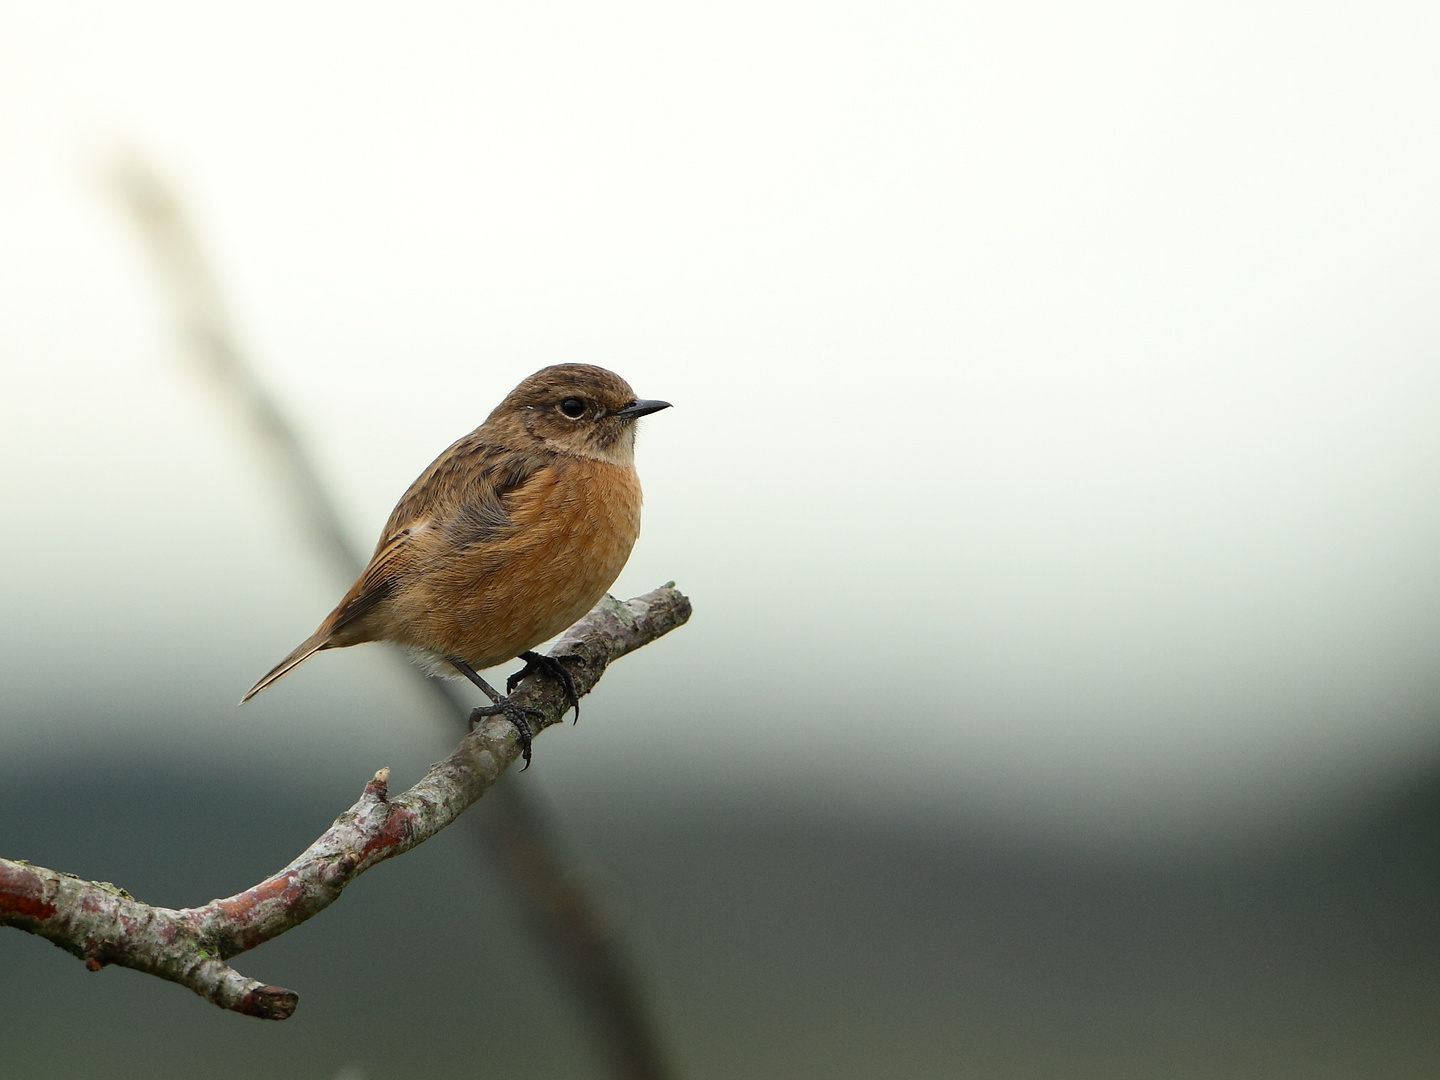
[543,425,637,466]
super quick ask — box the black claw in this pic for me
[451,653,574,771]
[469,700,543,769]
[509,651,583,724]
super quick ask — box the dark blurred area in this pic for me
[3,733,1438,1079]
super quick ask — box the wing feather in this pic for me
[243,435,553,700]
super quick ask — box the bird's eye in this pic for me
[559,397,587,419]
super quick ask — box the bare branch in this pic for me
[1,585,690,1021]
[106,152,682,1077]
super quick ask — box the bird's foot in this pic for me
[468,698,544,769]
[507,651,583,724]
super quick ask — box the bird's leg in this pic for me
[450,658,542,769]
[507,651,583,724]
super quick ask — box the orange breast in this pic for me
[388,457,643,668]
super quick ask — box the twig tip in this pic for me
[238,984,299,1020]
[366,767,391,801]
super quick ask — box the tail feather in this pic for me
[241,631,330,703]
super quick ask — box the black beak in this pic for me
[614,398,672,420]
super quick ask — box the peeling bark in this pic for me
[0,584,691,1020]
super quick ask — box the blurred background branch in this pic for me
[108,152,676,1080]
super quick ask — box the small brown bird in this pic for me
[242,364,670,764]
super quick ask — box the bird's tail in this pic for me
[241,630,330,703]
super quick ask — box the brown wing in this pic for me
[241,434,552,702]
[332,438,553,639]
[375,432,543,549]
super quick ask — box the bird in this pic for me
[242,363,671,766]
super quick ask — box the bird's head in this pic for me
[486,364,670,465]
